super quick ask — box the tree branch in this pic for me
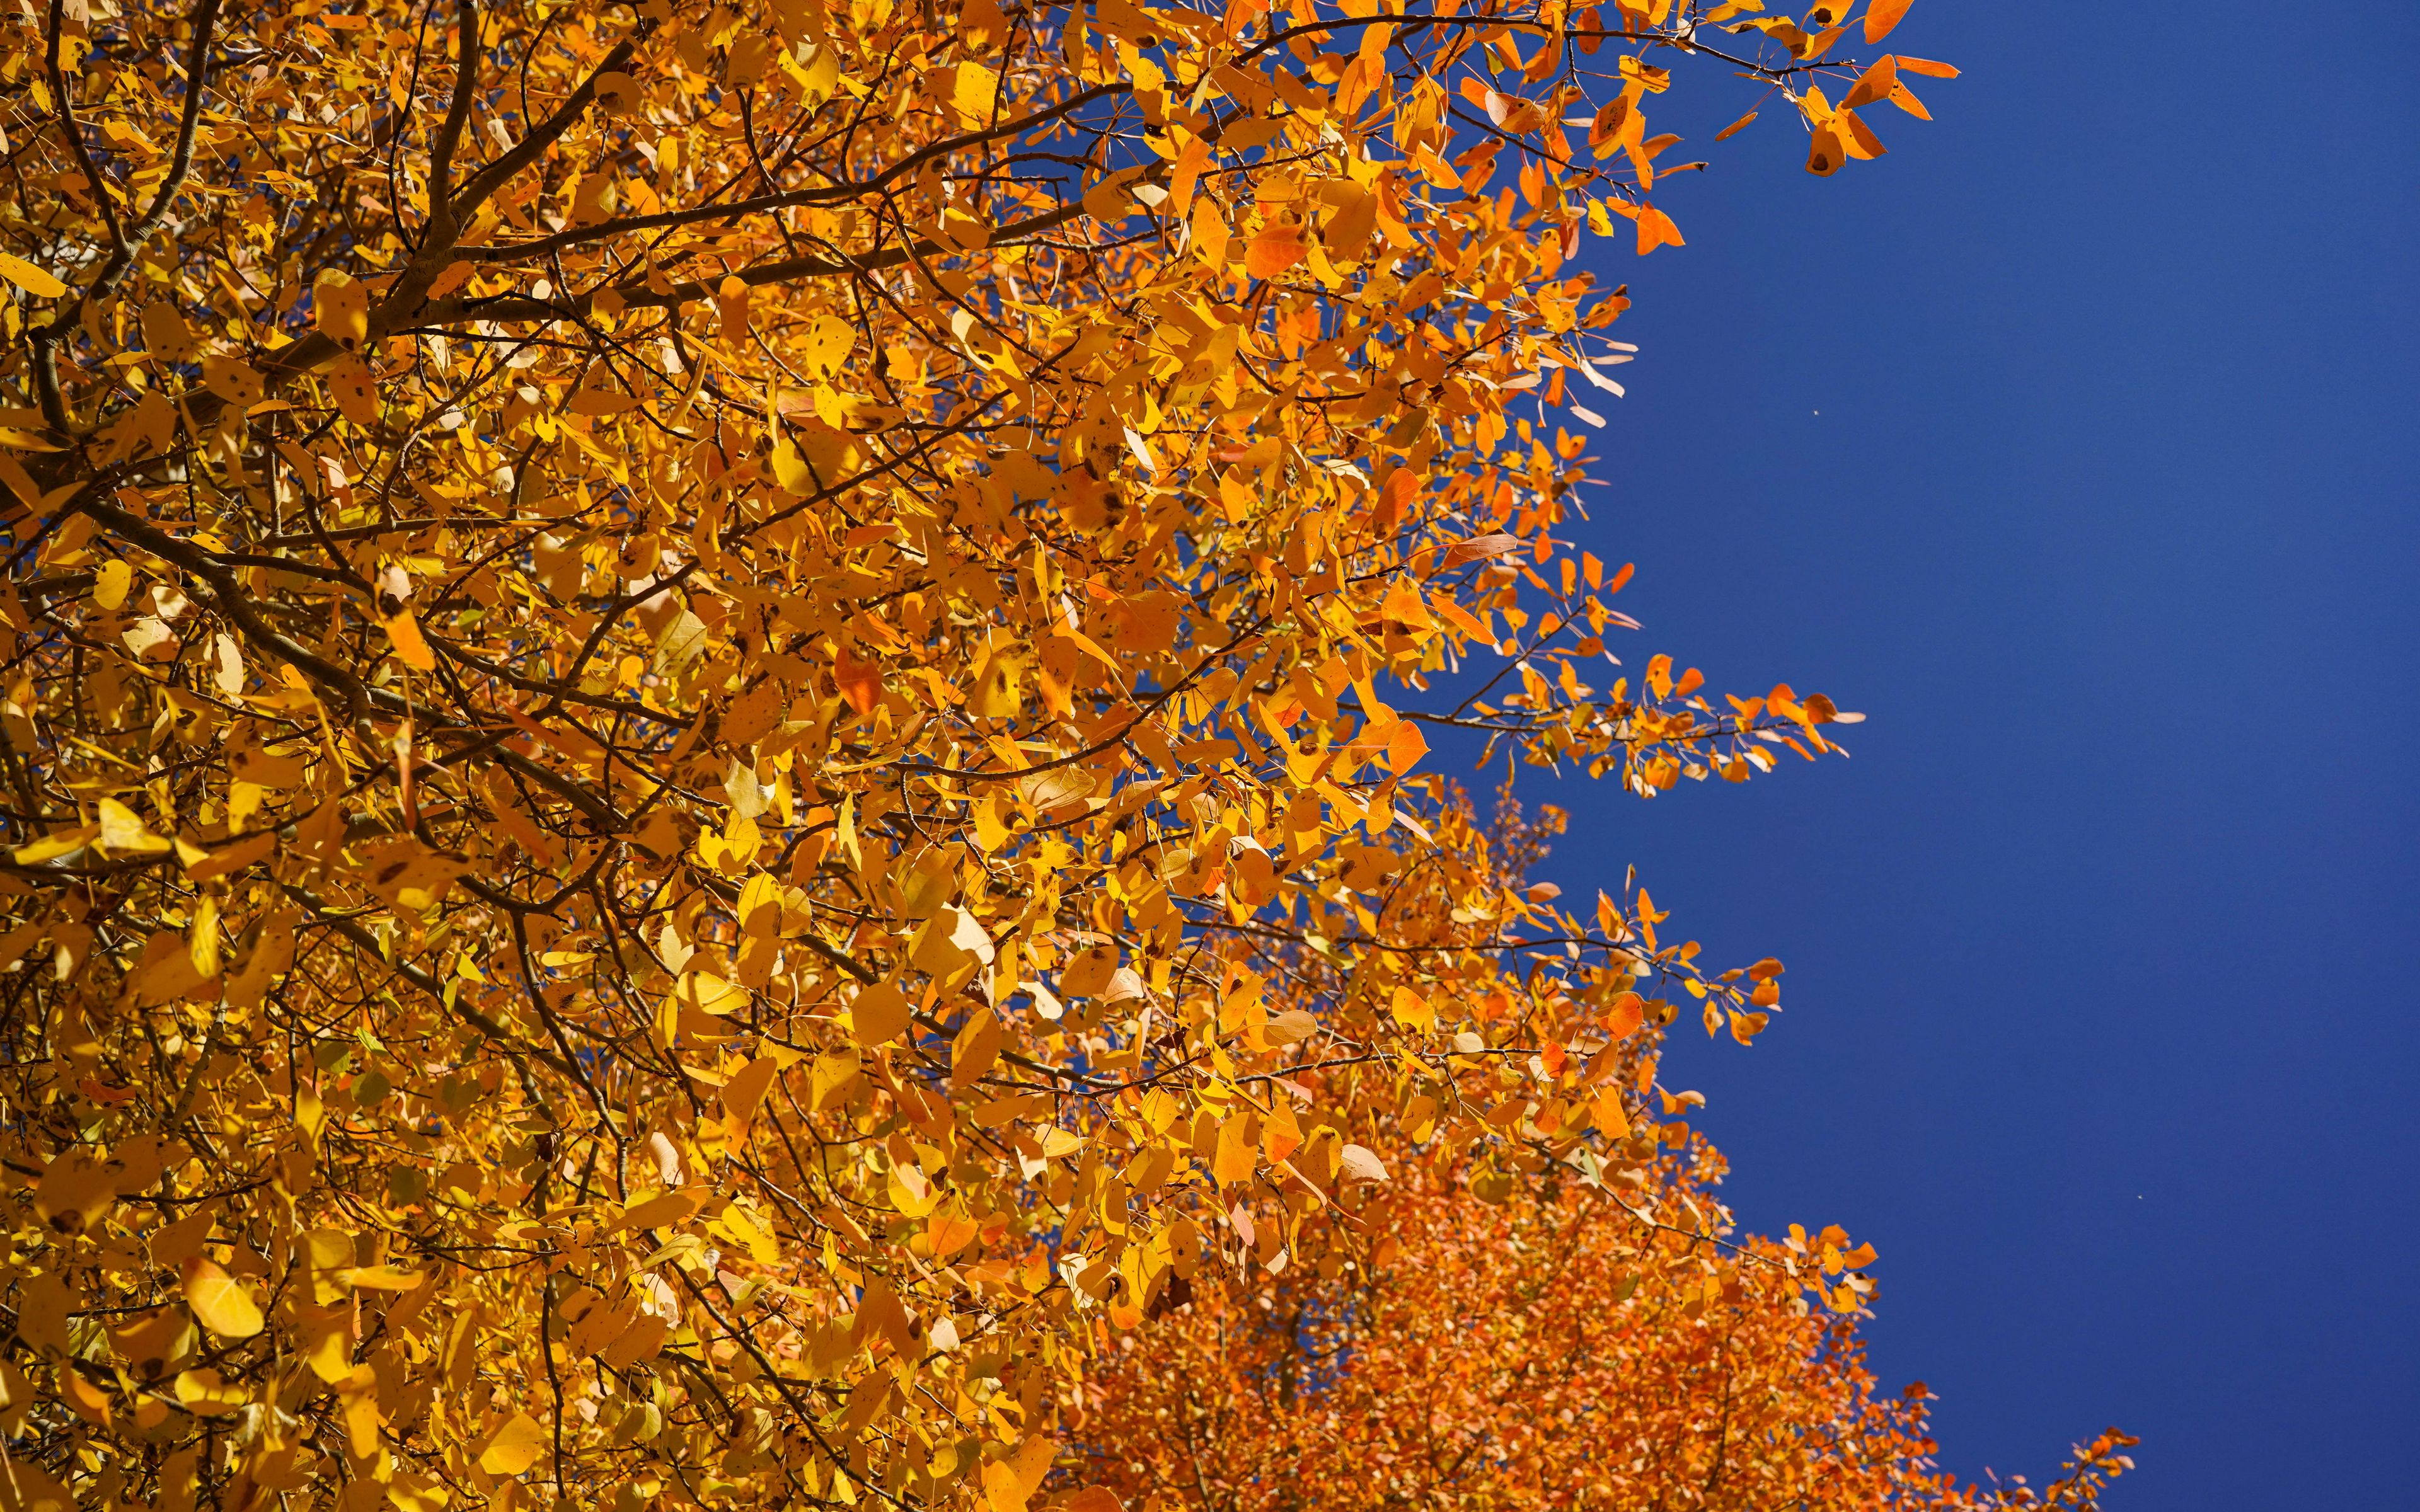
[424,0,481,232]
[449,35,639,222]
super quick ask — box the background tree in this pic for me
[0,3,2051,1512]
[1075,1040,2138,1512]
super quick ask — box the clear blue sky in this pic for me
[1492,4,2418,1506]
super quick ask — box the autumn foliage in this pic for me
[0,1,2129,1512]
[1079,1122,2137,1512]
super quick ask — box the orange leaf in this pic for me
[1887,80,1932,120]
[928,1207,981,1258]
[382,610,437,672]
[1441,531,1520,568]
[1893,54,1961,77]
[834,646,882,714]
[1712,110,1757,142]
[720,1056,781,1141]
[1591,1088,1631,1137]
[1863,0,1913,43]
[1634,205,1685,255]
[1840,108,1887,159]
[851,982,913,1046]
[1841,55,1898,108]
[1245,223,1308,280]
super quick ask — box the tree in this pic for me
[1075,1092,2137,1512]
[0,2,2046,1512]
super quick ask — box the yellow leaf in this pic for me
[1388,985,1436,1032]
[301,1310,357,1383]
[328,353,379,424]
[183,830,275,883]
[567,385,642,415]
[148,1208,214,1266]
[982,1436,1057,1512]
[478,1412,548,1475]
[619,1189,706,1230]
[771,438,812,494]
[912,902,996,978]
[887,1159,940,1217]
[12,824,96,864]
[174,1368,248,1416]
[0,1459,73,1512]
[313,275,369,351]
[1190,197,1230,266]
[180,1257,263,1339]
[35,1147,117,1234]
[97,798,170,856]
[1265,1009,1318,1045]
[802,315,856,377]
[186,893,221,980]
[340,1266,425,1290]
[0,253,66,299]
[950,62,1001,126]
[200,354,263,408]
[93,559,132,609]
[672,971,747,1017]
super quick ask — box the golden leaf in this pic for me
[180,1257,263,1339]
[851,981,913,1045]
[982,1437,1058,1512]
[478,1413,548,1475]
[0,253,66,299]
[96,798,170,856]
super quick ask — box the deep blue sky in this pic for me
[1491,4,2418,1507]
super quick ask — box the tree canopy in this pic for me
[1082,1125,2139,1511]
[0,1,2127,1511]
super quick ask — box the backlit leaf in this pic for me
[180,1258,263,1338]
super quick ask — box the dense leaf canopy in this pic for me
[0,1,2127,1511]
[1083,1135,2139,1511]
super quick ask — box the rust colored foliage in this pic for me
[1078,1132,2136,1512]
[0,0,2128,1510]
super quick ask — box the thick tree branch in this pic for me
[424,0,482,232]
[449,35,639,221]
